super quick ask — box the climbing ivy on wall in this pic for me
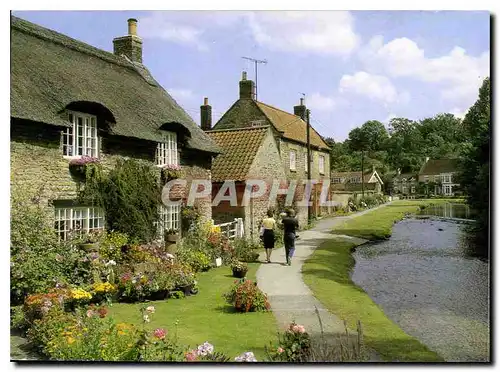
[78,158,162,243]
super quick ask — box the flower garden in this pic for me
[10,180,321,362]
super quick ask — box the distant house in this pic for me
[418,158,460,196]
[10,16,220,240]
[331,167,384,194]
[392,171,418,195]
[202,72,332,234]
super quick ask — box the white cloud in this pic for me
[307,93,336,111]
[168,88,194,101]
[139,12,208,50]
[139,11,360,55]
[338,71,409,105]
[360,35,490,110]
[246,11,359,56]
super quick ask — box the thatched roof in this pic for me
[10,16,220,154]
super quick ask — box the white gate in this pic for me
[213,218,244,240]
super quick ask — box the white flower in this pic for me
[143,314,150,323]
[105,260,116,266]
[146,306,155,313]
[166,253,175,259]
[234,351,257,362]
[197,341,214,356]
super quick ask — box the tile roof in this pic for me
[419,159,459,175]
[206,126,269,182]
[10,16,220,154]
[255,101,330,151]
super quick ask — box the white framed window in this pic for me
[63,111,98,158]
[289,150,296,171]
[304,153,308,172]
[350,177,361,183]
[443,185,452,195]
[319,155,325,175]
[156,132,178,166]
[411,186,416,193]
[156,204,180,239]
[54,206,105,241]
[332,177,342,183]
[442,174,451,183]
[402,186,408,194]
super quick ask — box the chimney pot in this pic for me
[128,18,138,36]
[242,71,247,81]
[204,97,209,106]
[300,98,304,106]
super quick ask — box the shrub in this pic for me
[176,250,212,272]
[98,231,129,262]
[233,238,260,263]
[266,322,311,362]
[10,186,76,304]
[28,306,140,361]
[223,279,270,313]
[23,288,70,326]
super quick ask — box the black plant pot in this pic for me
[232,269,248,278]
[150,290,169,301]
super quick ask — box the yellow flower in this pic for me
[67,337,76,344]
[70,288,92,300]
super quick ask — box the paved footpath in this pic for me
[256,204,390,360]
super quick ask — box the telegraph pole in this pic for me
[242,56,267,101]
[306,109,312,225]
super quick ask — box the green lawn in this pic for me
[302,239,444,362]
[108,263,277,361]
[331,199,459,240]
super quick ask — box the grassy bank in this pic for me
[331,199,457,240]
[108,263,277,360]
[303,199,453,361]
[302,239,444,362]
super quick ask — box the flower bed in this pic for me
[223,278,270,313]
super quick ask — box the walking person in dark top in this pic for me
[281,209,299,266]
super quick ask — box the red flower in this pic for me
[153,328,167,340]
[97,307,108,318]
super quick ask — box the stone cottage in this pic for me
[418,158,460,196]
[10,16,220,240]
[331,167,384,194]
[202,72,332,235]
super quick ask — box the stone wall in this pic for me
[213,99,268,130]
[10,119,212,232]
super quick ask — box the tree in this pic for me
[347,121,389,196]
[456,77,490,258]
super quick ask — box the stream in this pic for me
[352,205,489,362]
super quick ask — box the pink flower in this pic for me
[146,305,155,313]
[277,347,284,353]
[185,349,198,361]
[86,309,95,318]
[153,328,167,340]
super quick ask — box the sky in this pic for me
[12,10,490,141]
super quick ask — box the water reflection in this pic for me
[417,203,472,219]
[352,219,490,362]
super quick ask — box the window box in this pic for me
[68,156,101,180]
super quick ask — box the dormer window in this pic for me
[156,132,178,166]
[63,111,98,158]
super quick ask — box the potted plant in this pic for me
[79,230,102,251]
[68,155,101,180]
[166,229,180,243]
[231,261,248,278]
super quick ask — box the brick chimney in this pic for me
[113,18,143,63]
[239,71,256,100]
[294,98,307,121]
[200,97,212,131]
